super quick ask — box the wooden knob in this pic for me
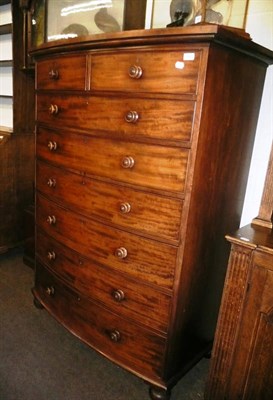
[128,65,143,79]
[115,247,128,259]
[47,251,56,261]
[112,289,125,302]
[121,156,134,169]
[49,104,59,115]
[47,215,56,225]
[48,69,59,80]
[47,141,57,151]
[125,110,139,123]
[45,286,55,296]
[120,202,131,214]
[47,178,56,188]
[109,330,121,342]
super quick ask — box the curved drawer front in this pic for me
[36,55,87,90]
[36,128,189,194]
[36,231,171,333]
[36,195,177,289]
[36,161,183,242]
[35,262,166,380]
[91,49,201,94]
[36,94,195,143]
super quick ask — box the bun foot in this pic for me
[33,297,44,309]
[149,386,171,400]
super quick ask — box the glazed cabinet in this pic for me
[31,25,273,399]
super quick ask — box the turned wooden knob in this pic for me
[115,247,128,259]
[45,286,55,296]
[49,104,59,115]
[128,65,143,79]
[47,215,56,225]
[109,330,121,342]
[47,178,56,188]
[125,110,139,123]
[112,289,125,302]
[119,202,131,214]
[47,251,56,261]
[121,156,134,169]
[47,141,57,151]
[48,69,59,80]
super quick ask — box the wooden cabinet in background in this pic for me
[205,226,273,399]
[206,144,273,399]
[0,0,35,253]
[31,25,273,399]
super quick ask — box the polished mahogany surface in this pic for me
[31,25,273,400]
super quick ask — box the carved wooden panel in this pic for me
[205,243,255,398]
[206,235,273,400]
[252,143,273,229]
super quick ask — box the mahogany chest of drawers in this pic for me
[31,25,273,399]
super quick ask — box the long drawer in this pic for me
[91,49,202,95]
[36,161,183,242]
[34,262,166,381]
[36,230,171,333]
[36,94,195,143]
[36,194,177,289]
[36,127,189,194]
[36,54,87,90]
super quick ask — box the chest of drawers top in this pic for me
[36,48,201,95]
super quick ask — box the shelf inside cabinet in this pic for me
[0,59,12,66]
[0,126,12,144]
[0,23,12,35]
[0,0,11,5]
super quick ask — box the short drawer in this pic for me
[34,262,166,380]
[36,231,171,333]
[91,49,202,95]
[36,127,189,194]
[36,195,177,289]
[36,93,195,143]
[36,55,87,90]
[36,161,183,242]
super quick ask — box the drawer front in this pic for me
[36,195,177,289]
[36,161,183,242]
[91,49,201,94]
[35,262,166,380]
[36,128,189,194]
[36,231,171,333]
[36,94,195,143]
[36,55,87,90]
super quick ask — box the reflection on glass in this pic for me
[31,0,45,48]
[46,0,125,42]
[154,0,235,29]
[169,0,233,26]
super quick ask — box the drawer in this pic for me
[36,127,189,194]
[36,93,195,143]
[34,262,166,380]
[36,194,177,289]
[91,49,202,95]
[36,55,87,90]
[36,230,171,333]
[36,161,183,242]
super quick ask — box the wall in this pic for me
[240,0,273,225]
